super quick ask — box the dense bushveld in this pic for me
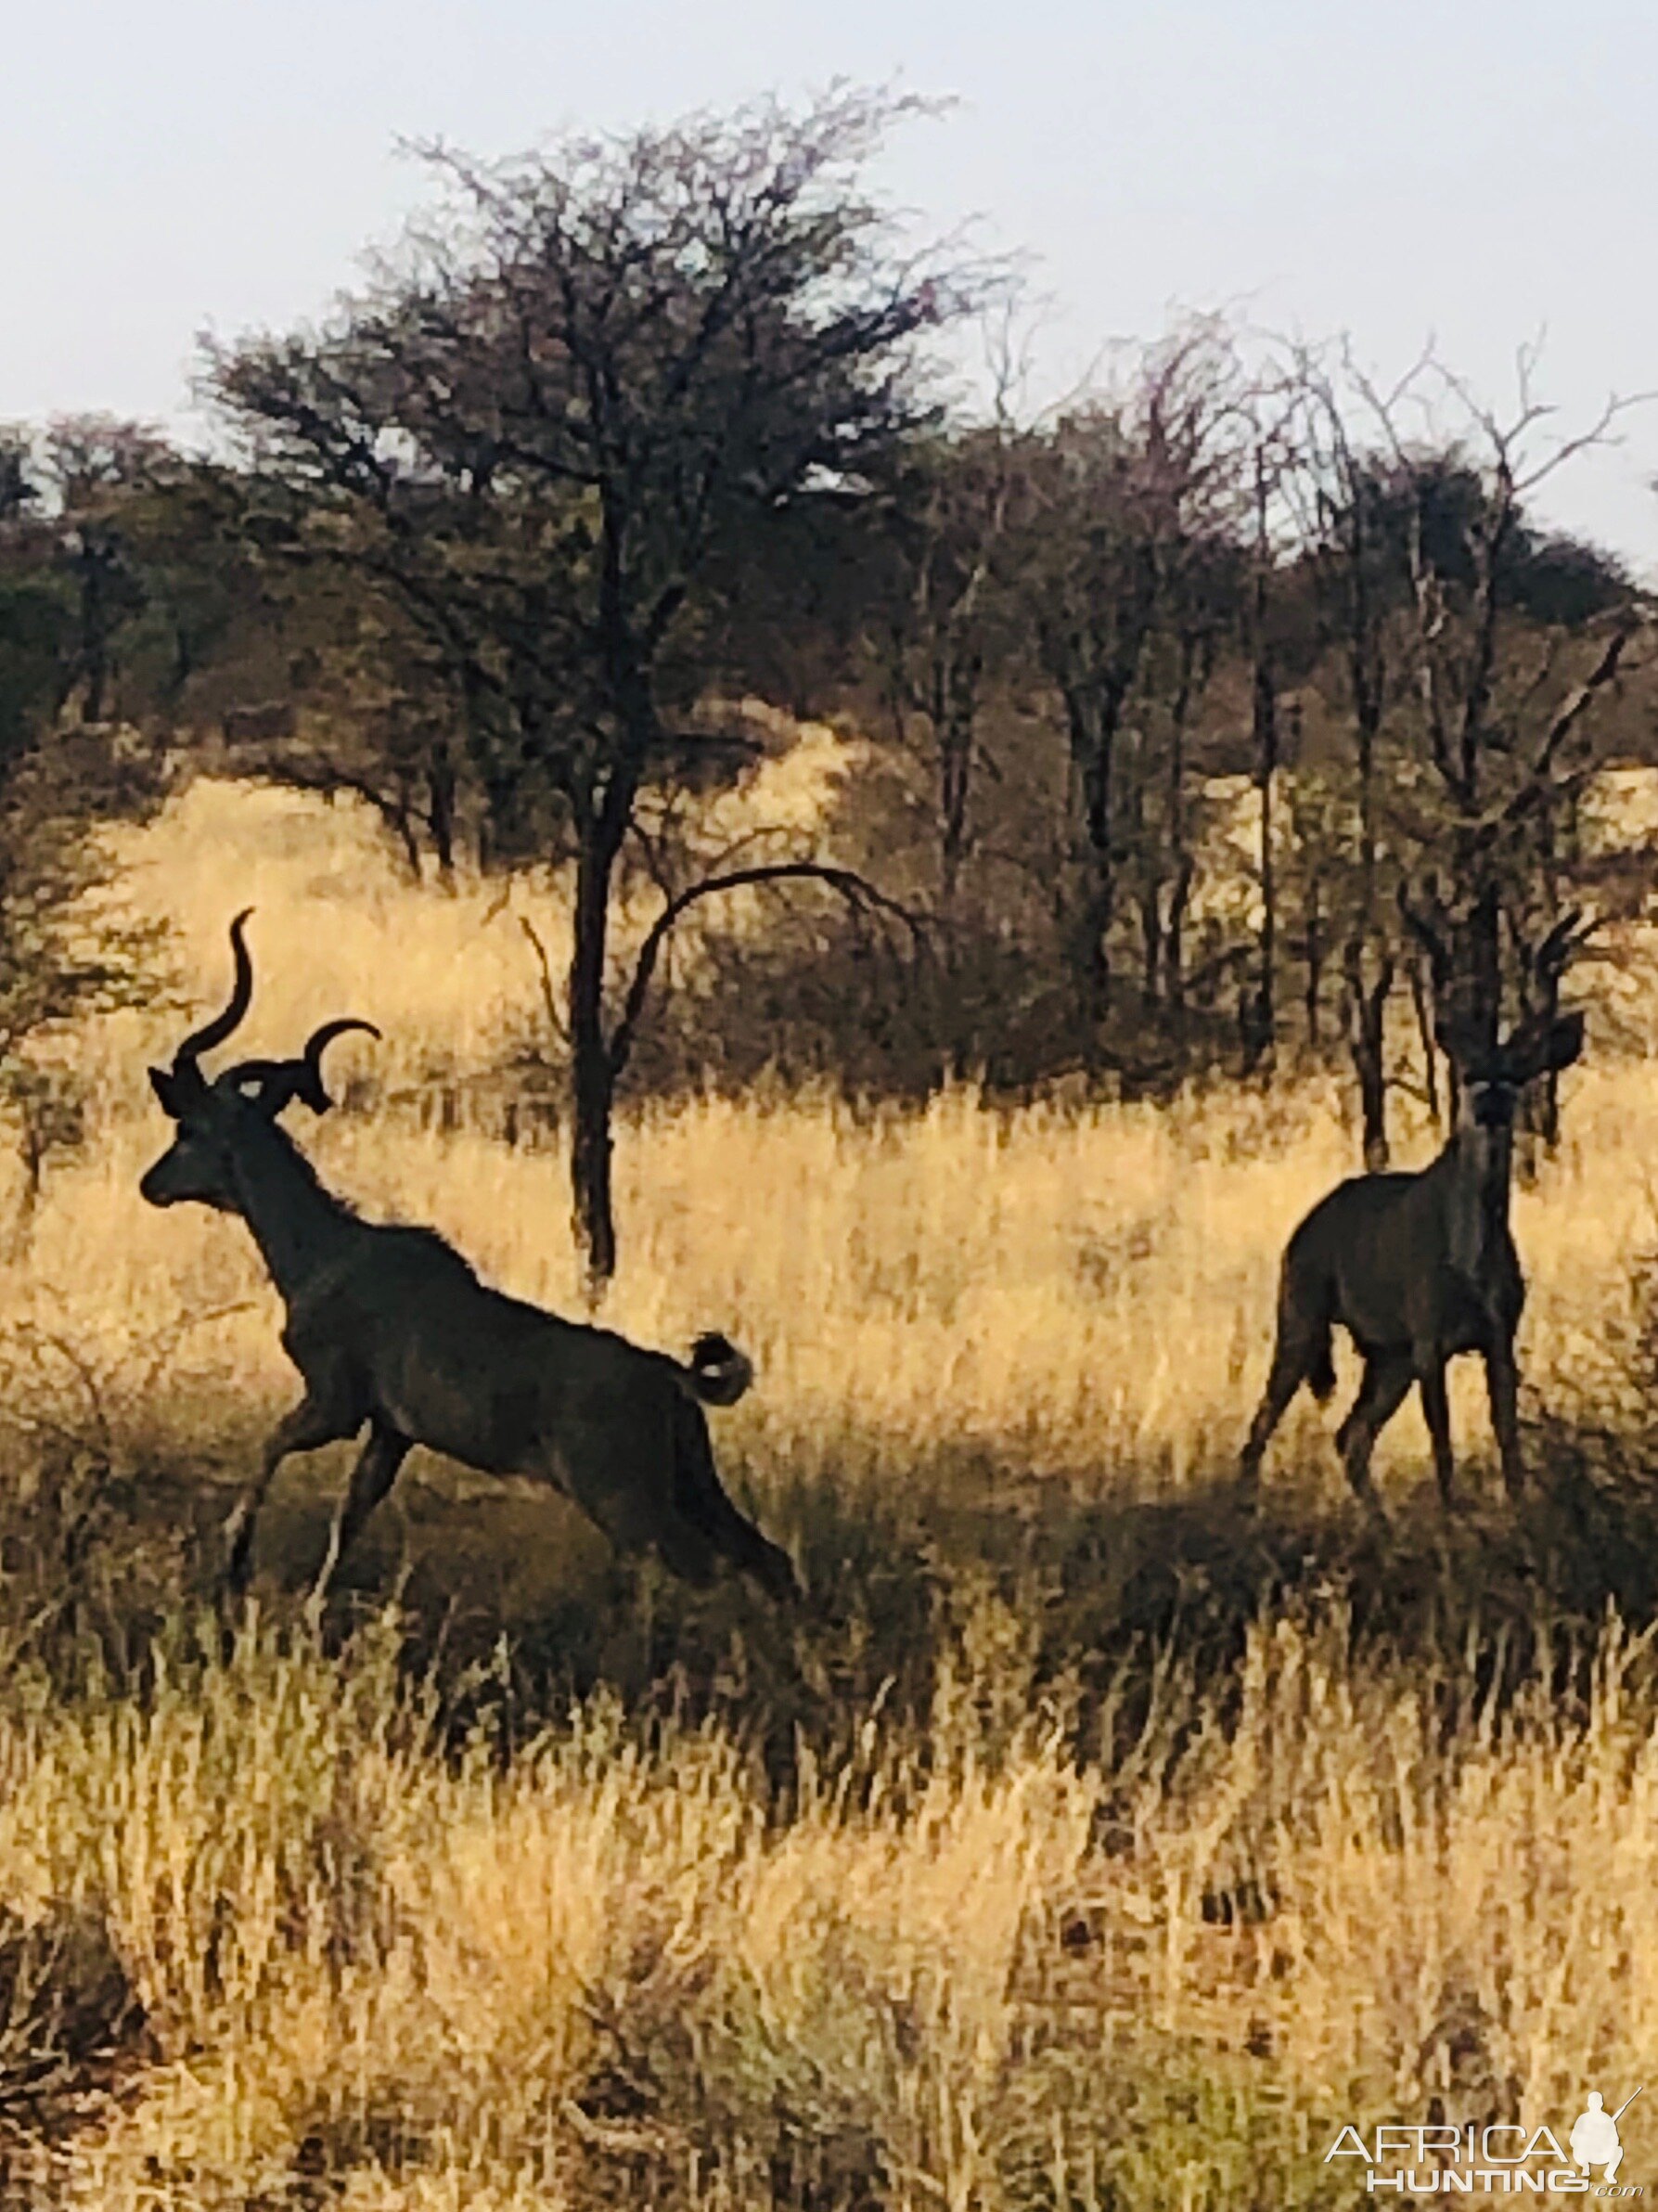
[0,782,1655,2208]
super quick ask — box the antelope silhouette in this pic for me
[140,913,799,1604]
[1240,920,1586,1511]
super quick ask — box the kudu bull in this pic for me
[140,913,799,1604]
[1240,910,1587,1512]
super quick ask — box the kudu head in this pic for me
[1440,1005,1585,1134]
[1405,893,1588,1142]
[140,910,379,1212]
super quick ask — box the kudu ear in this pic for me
[222,1060,297,1116]
[1500,1009,1586,1086]
[1538,1010,1586,1075]
[148,1066,183,1119]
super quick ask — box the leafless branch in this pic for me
[611,861,925,1080]
[1525,621,1633,787]
[520,915,570,1050]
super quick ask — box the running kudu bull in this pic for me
[140,913,799,1603]
[1240,911,1588,1511]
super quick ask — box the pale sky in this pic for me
[6,0,1656,567]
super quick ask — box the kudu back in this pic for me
[140,913,799,1604]
[1240,997,1584,1512]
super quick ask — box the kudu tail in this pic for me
[678,1331,755,1408]
[671,1393,800,1604]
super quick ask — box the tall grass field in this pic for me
[0,775,1655,2207]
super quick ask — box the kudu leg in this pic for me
[227,1384,363,1595]
[1335,1353,1412,1515]
[671,1396,800,1603]
[1240,1331,1317,1486]
[312,1421,413,1602]
[1484,1343,1524,1499]
[1418,1358,1457,1508]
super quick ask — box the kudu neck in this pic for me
[226,1116,357,1304]
[1437,1112,1516,1242]
[1449,1101,1514,1170]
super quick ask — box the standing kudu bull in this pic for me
[140,913,799,1603]
[1240,907,1589,1512]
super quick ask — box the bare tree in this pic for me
[1125,531,1237,1030]
[1354,352,1641,1065]
[872,314,1033,923]
[1280,343,1426,1164]
[1236,394,1306,1074]
[1008,324,1249,1046]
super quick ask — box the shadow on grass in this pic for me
[0,1410,1654,2201]
[80,1405,1655,1788]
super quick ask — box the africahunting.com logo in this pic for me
[1326,2087,1644,2195]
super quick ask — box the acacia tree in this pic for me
[212,88,973,1282]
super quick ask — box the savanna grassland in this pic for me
[1,777,1658,2209]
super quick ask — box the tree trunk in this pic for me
[908,660,973,1084]
[1165,855,1193,1030]
[568,840,619,1288]
[1408,956,1441,1128]
[388,774,425,881]
[427,741,457,883]
[477,764,525,873]
[1163,643,1195,1029]
[937,658,977,913]
[1138,885,1162,1013]
[1343,935,1393,1171]
[1241,660,1278,1072]
[1071,699,1117,1033]
[77,539,114,724]
[1515,900,1565,1171]
[1304,873,1324,1048]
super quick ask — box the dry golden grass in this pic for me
[0,778,1654,2206]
